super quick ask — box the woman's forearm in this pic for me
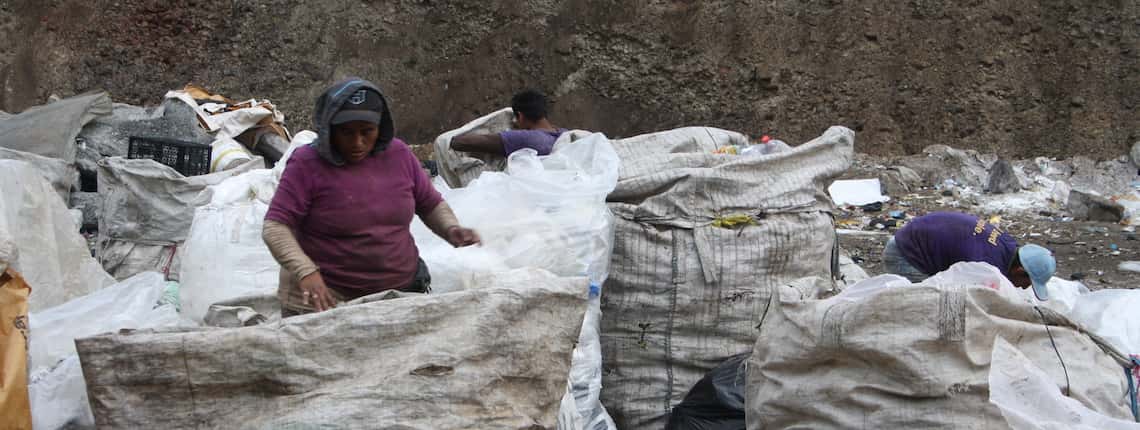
[423,201,461,240]
[262,220,319,280]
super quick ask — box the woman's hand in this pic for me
[299,271,337,312]
[445,226,482,248]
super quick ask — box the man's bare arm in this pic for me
[451,133,505,155]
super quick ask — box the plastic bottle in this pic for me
[741,135,791,156]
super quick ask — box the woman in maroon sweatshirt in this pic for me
[263,78,480,316]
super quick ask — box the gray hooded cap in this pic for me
[312,77,395,166]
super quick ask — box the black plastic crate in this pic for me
[127,136,212,176]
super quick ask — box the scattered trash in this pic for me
[1110,243,1119,251]
[861,201,884,212]
[889,210,906,219]
[868,217,898,229]
[164,84,285,141]
[836,229,890,236]
[1084,226,1110,234]
[828,178,890,206]
[1118,261,1140,273]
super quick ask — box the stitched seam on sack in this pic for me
[180,335,198,425]
[664,231,679,414]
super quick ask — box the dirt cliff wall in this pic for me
[2,0,1137,159]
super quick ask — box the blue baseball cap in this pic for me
[1018,244,1056,300]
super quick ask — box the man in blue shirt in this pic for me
[451,89,567,156]
[882,211,1057,299]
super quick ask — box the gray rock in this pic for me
[76,145,102,177]
[986,159,1021,194]
[1067,189,1124,222]
[895,145,990,189]
[68,191,104,229]
[879,165,923,195]
[1130,141,1140,171]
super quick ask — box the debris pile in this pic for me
[2,90,1138,430]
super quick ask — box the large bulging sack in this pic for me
[0,160,114,311]
[745,265,1134,429]
[96,156,261,279]
[0,92,112,163]
[434,108,514,188]
[0,269,32,430]
[0,147,77,203]
[178,168,279,323]
[600,126,854,428]
[77,273,589,429]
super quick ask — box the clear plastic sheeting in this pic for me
[566,295,616,430]
[28,271,185,430]
[989,337,1140,430]
[415,133,619,430]
[0,160,114,311]
[413,132,619,290]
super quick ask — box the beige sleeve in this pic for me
[262,220,319,280]
[422,201,461,240]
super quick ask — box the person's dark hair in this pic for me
[511,89,548,121]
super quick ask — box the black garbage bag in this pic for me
[664,353,748,430]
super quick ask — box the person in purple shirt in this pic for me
[262,78,481,316]
[450,89,567,156]
[882,211,1057,300]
